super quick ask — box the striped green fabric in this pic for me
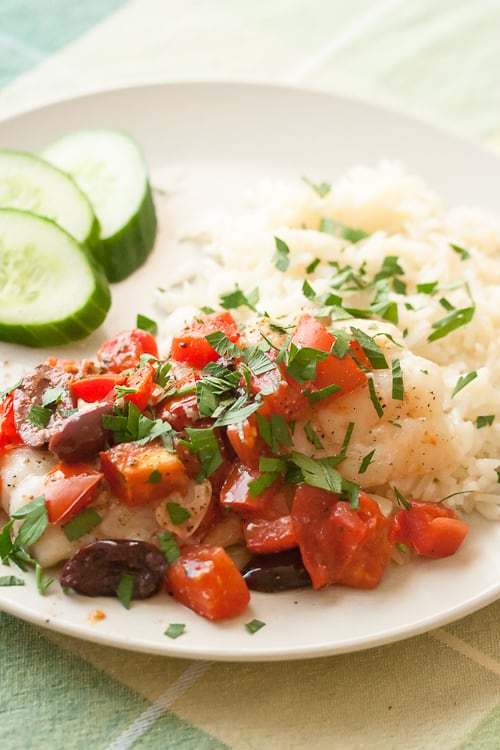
[0,2,499,748]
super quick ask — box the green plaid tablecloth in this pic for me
[0,2,499,748]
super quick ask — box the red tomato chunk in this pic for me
[170,311,240,369]
[97,329,158,373]
[291,486,394,589]
[166,544,250,620]
[290,313,368,400]
[389,500,468,558]
[44,463,103,524]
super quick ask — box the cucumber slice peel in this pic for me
[42,129,157,282]
[0,149,99,249]
[0,208,111,347]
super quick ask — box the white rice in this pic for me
[155,161,500,520]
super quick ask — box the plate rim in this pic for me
[0,79,499,661]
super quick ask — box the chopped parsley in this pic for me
[41,386,65,408]
[304,421,324,449]
[394,487,412,510]
[165,623,186,639]
[273,236,290,272]
[62,509,102,542]
[136,313,158,335]
[367,377,384,418]
[391,358,404,401]
[476,415,494,429]
[450,243,471,260]
[245,618,266,634]
[116,573,135,609]
[350,327,388,370]
[181,426,223,478]
[452,371,477,398]
[359,449,376,474]
[147,469,162,484]
[220,285,260,312]
[302,177,331,197]
[166,502,191,526]
[0,378,22,400]
[28,404,52,429]
[319,218,370,244]
[0,575,25,586]
[158,531,181,563]
[339,422,355,457]
[428,305,475,342]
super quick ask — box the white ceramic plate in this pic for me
[0,82,499,661]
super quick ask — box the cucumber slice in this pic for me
[41,129,157,283]
[0,150,99,248]
[0,208,111,347]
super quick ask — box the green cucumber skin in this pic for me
[93,181,157,283]
[0,210,111,348]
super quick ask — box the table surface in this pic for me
[0,2,499,749]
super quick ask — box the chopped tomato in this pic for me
[389,500,468,558]
[170,311,240,369]
[165,544,250,620]
[220,462,291,519]
[70,373,125,402]
[291,486,394,589]
[289,313,368,400]
[0,392,21,448]
[226,417,270,469]
[43,462,103,524]
[156,372,200,430]
[244,515,297,554]
[122,365,155,411]
[249,355,309,421]
[97,329,159,373]
[100,440,187,506]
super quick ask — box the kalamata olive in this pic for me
[13,365,73,447]
[60,539,168,599]
[48,400,113,462]
[241,549,312,592]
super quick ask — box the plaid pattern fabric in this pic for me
[0,2,499,748]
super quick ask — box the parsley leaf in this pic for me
[158,531,181,563]
[62,509,102,542]
[116,573,135,609]
[302,177,331,197]
[165,623,186,639]
[428,306,475,342]
[273,236,290,272]
[452,371,477,398]
[320,218,370,244]
[245,618,266,634]
[136,313,158,335]
[476,415,494,429]
[166,502,191,525]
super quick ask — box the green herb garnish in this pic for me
[476,415,494,429]
[166,502,191,526]
[273,236,290,272]
[62,509,102,541]
[116,573,135,609]
[359,449,376,474]
[302,177,331,197]
[391,358,404,401]
[165,623,186,639]
[136,313,158,335]
[428,306,475,342]
[452,371,477,398]
[245,618,266,634]
[158,530,181,563]
[27,404,52,429]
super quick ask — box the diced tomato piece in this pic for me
[165,544,250,620]
[389,500,468,558]
[156,372,200,430]
[97,329,159,373]
[100,440,187,506]
[0,392,21,449]
[244,515,297,554]
[249,355,309,421]
[291,486,394,589]
[220,462,291,520]
[122,365,155,411]
[289,313,368,400]
[170,311,240,369]
[226,417,270,469]
[70,373,125,402]
[43,462,103,524]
